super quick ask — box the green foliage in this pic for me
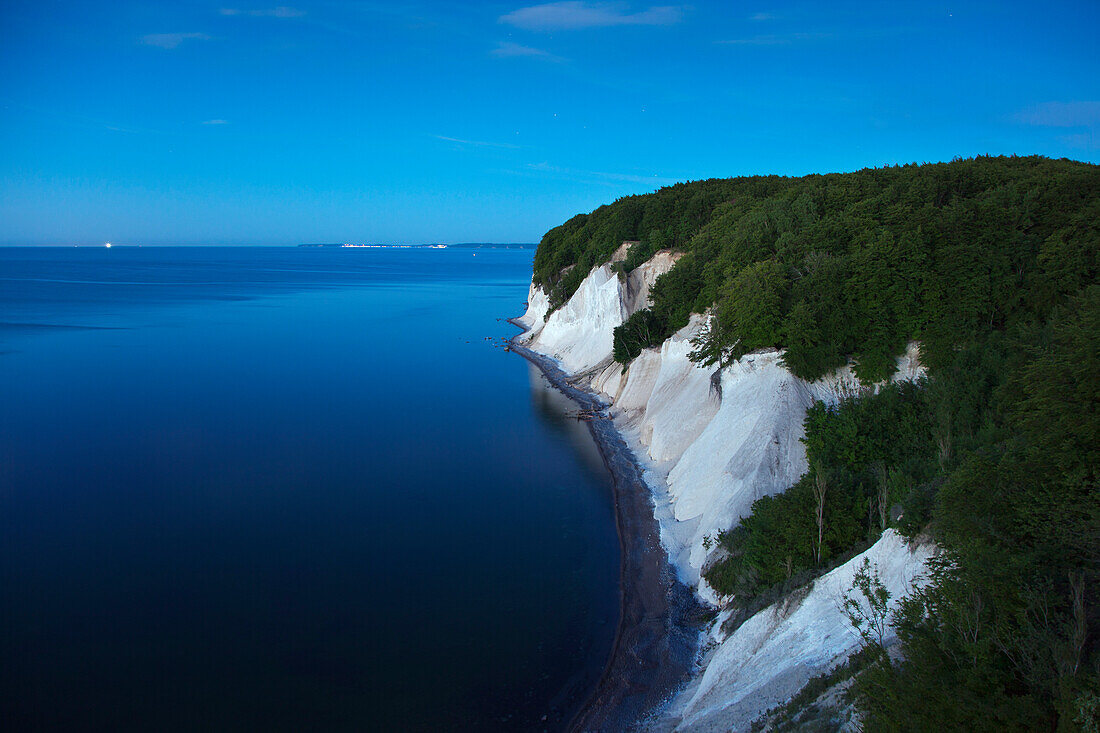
[751,645,882,733]
[703,382,935,599]
[842,559,892,649]
[532,178,744,309]
[535,156,1100,730]
[1078,690,1100,733]
[1009,284,1100,487]
[702,476,817,599]
[779,253,851,379]
[691,259,788,366]
[802,381,933,475]
[848,289,1100,731]
[613,307,668,365]
[535,157,1099,380]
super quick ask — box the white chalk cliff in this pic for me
[517,250,934,731]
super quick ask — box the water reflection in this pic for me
[0,247,621,732]
[525,362,610,481]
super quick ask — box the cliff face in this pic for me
[660,530,933,732]
[518,250,680,376]
[516,253,934,731]
[519,254,925,598]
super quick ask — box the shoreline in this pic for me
[508,318,705,732]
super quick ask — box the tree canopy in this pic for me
[533,156,1098,383]
[532,156,1100,730]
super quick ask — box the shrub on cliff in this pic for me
[704,382,935,599]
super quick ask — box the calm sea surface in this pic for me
[0,246,618,731]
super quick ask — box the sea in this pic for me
[0,246,619,731]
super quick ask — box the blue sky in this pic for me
[2,1,1098,245]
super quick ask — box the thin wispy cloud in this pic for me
[434,135,520,149]
[500,2,682,31]
[749,12,776,21]
[490,42,564,62]
[1015,101,1100,127]
[220,7,305,18]
[202,119,230,125]
[140,32,211,49]
[716,32,831,45]
[524,161,678,186]
[1058,132,1099,150]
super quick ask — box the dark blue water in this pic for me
[0,247,618,731]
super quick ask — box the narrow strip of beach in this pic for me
[508,320,704,732]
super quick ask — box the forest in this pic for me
[534,156,1099,730]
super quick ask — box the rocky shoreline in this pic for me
[506,254,933,730]
[508,320,705,732]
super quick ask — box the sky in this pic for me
[1,1,1098,245]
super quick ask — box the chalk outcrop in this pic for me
[516,251,933,731]
[657,530,933,731]
[517,251,679,375]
